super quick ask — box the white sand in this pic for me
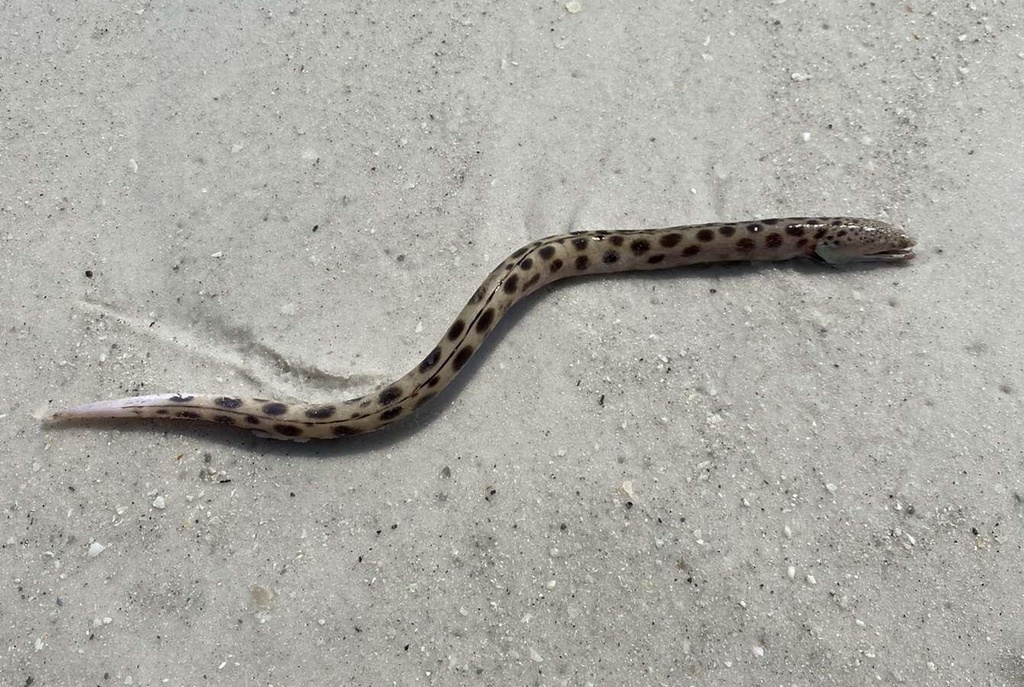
[3,2,1022,685]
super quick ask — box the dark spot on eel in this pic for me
[785,225,805,237]
[245,415,261,424]
[550,258,564,272]
[453,345,474,371]
[177,411,201,420]
[602,250,619,264]
[538,245,556,260]
[447,319,465,340]
[214,396,243,409]
[736,238,756,252]
[647,254,665,264]
[378,386,403,406]
[658,233,682,248]
[379,406,403,421]
[212,414,235,424]
[476,308,495,333]
[419,347,442,372]
[262,402,288,416]
[520,257,534,270]
[630,239,650,255]
[682,245,701,257]
[503,273,519,294]
[575,255,589,270]
[571,237,588,250]
[333,424,361,436]
[169,395,194,403]
[696,229,714,242]
[765,233,784,248]
[274,424,303,437]
[719,225,736,237]
[609,235,624,246]
[305,405,337,419]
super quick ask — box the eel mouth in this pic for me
[867,245,916,261]
[810,238,917,264]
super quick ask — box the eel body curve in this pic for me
[49,217,915,441]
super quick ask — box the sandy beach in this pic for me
[3,2,1022,685]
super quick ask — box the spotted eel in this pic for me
[49,217,915,441]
